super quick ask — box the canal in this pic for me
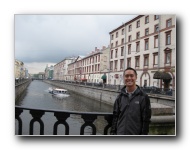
[15,80,113,135]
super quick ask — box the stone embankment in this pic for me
[15,79,32,101]
[44,80,175,114]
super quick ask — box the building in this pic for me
[24,68,30,78]
[67,55,87,81]
[74,46,109,83]
[53,57,76,80]
[45,65,54,79]
[109,15,176,89]
[15,59,25,79]
[65,46,110,83]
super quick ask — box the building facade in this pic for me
[53,57,76,80]
[45,65,54,79]
[109,15,176,89]
[63,46,110,83]
[15,59,25,79]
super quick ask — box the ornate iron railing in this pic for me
[15,106,113,135]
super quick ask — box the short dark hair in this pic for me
[124,67,137,76]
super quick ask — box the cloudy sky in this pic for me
[15,14,137,74]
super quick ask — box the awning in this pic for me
[81,78,87,81]
[101,74,107,80]
[153,71,172,80]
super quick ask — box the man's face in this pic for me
[124,70,137,87]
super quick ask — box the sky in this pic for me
[15,14,137,74]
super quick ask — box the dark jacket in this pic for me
[110,85,151,135]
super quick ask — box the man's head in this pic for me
[123,67,137,88]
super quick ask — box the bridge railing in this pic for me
[15,106,113,135]
[15,106,175,135]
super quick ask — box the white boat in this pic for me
[48,87,70,97]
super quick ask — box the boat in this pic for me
[48,87,70,97]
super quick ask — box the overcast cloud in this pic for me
[15,14,137,73]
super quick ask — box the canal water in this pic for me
[15,80,113,135]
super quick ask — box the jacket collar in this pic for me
[120,85,142,96]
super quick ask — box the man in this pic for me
[110,67,151,135]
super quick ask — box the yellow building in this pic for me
[15,59,24,79]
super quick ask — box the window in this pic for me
[145,28,149,36]
[137,20,140,28]
[122,28,124,35]
[135,56,140,67]
[136,32,140,39]
[136,41,140,52]
[129,25,132,32]
[111,43,113,48]
[144,80,147,87]
[128,44,131,54]
[154,15,159,20]
[145,38,149,50]
[154,35,158,48]
[145,16,149,24]
[166,19,172,28]
[92,57,94,63]
[153,52,158,65]
[155,24,159,32]
[166,31,171,45]
[110,61,113,70]
[127,58,131,68]
[121,38,124,45]
[114,60,118,70]
[144,54,149,66]
[120,59,124,70]
[128,35,132,42]
[164,48,172,65]
[116,41,118,47]
[115,49,118,58]
[121,47,124,56]
[127,58,131,67]
[116,32,118,38]
[166,53,171,64]
[111,50,113,59]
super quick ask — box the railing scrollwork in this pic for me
[15,106,113,135]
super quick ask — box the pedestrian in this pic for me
[110,67,151,135]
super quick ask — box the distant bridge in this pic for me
[32,72,45,80]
